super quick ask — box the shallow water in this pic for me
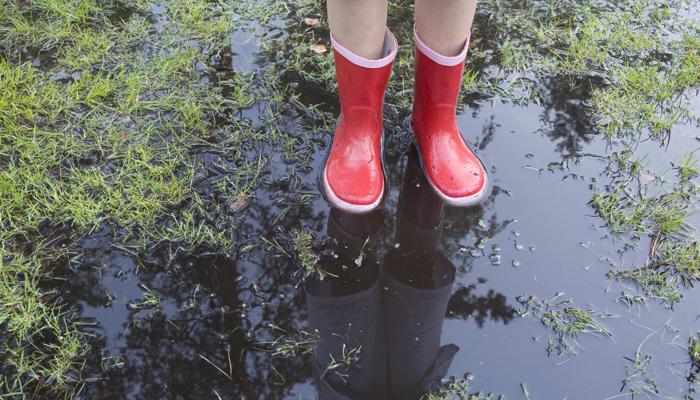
[30,2,700,400]
[64,84,700,398]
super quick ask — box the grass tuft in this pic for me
[0,248,88,393]
[690,333,700,365]
[517,293,615,358]
[593,153,700,304]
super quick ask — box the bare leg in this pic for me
[415,0,478,56]
[327,0,388,59]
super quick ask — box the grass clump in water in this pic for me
[593,152,700,304]
[290,227,336,281]
[0,248,87,396]
[258,325,320,358]
[690,333,700,366]
[688,333,700,389]
[421,376,506,400]
[517,293,614,358]
[261,226,336,283]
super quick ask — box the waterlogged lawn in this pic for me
[1,0,699,398]
[1,0,256,394]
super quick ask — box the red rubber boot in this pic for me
[322,28,398,213]
[411,26,489,206]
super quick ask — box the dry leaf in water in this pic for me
[310,44,327,54]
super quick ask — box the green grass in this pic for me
[271,0,700,139]
[0,248,87,396]
[593,152,700,304]
[421,378,506,400]
[290,227,335,281]
[166,0,234,42]
[690,333,700,365]
[618,327,675,399]
[126,285,161,310]
[473,0,700,138]
[0,0,272,396]
[1,0,699,396]
[257,325,319,358]
[517,293,615,358]
[318,342,363,384]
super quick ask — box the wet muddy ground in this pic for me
[2,0,700,399]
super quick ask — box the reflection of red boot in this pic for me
[322,28,398,214]
[411,26,489,206]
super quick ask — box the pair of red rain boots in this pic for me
[322,26,489,213]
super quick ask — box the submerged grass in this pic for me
[616,323,682,399]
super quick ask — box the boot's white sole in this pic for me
[410,121,491,207]
[322,169,385,214]
[320,135,388,214]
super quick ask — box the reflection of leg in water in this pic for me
[384,146,459,399]
[193,256,258,399]
[305,209,387,400]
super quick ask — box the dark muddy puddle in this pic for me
[36,4,700,400]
